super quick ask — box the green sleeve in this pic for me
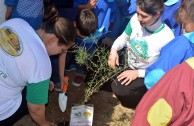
[124,21,132,35]
[26,79,50,104]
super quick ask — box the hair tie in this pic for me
[53,16,60,22]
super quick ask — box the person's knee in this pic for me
[114,90,146,109]
[111,80,133,96]
[111,79,147,108]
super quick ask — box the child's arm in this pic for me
[75,0,98,10]
[5,6,13,20]
[4,0,17,20]
[59,51,68,90]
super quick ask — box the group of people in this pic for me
[0,1,76,126]
[108,0,194,125]
[0,0,108,125]
[130,0,194,125]
[1,0,194,125]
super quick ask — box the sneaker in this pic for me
[55,82,61,91]
[65,64,76,71]
[72,74,85,87]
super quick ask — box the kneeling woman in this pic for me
[108,0,174,108]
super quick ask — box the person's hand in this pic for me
[108,48,119,69]
[49,81,55,92]
[60,76,69,92]
[87,0,98,9]
[117,70,139,85]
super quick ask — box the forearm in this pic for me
[75,4,90,10]
[59,52,67,82]
[27,102,51,126]
[111,32,130,51]
[5,6,13,20]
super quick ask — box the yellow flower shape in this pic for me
[84,112,92,117]
[147,98,172,126]
[186,57,194,70]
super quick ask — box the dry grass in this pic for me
[14,71,135,126]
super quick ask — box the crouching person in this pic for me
[0,8,76,126]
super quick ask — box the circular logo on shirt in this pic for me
[0,27,23,56]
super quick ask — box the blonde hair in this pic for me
[175,0,194,24]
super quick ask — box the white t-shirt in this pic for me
[0,18,51,120]
[112,13,175,77]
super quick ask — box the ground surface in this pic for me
[14,71,134,126]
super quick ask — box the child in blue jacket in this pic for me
[5,0,44,30]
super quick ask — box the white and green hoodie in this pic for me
[112,13,174,77]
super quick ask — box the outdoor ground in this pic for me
[14,71,135,126]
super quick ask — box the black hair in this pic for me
[75,9,98,36]
[136,0,164,15]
